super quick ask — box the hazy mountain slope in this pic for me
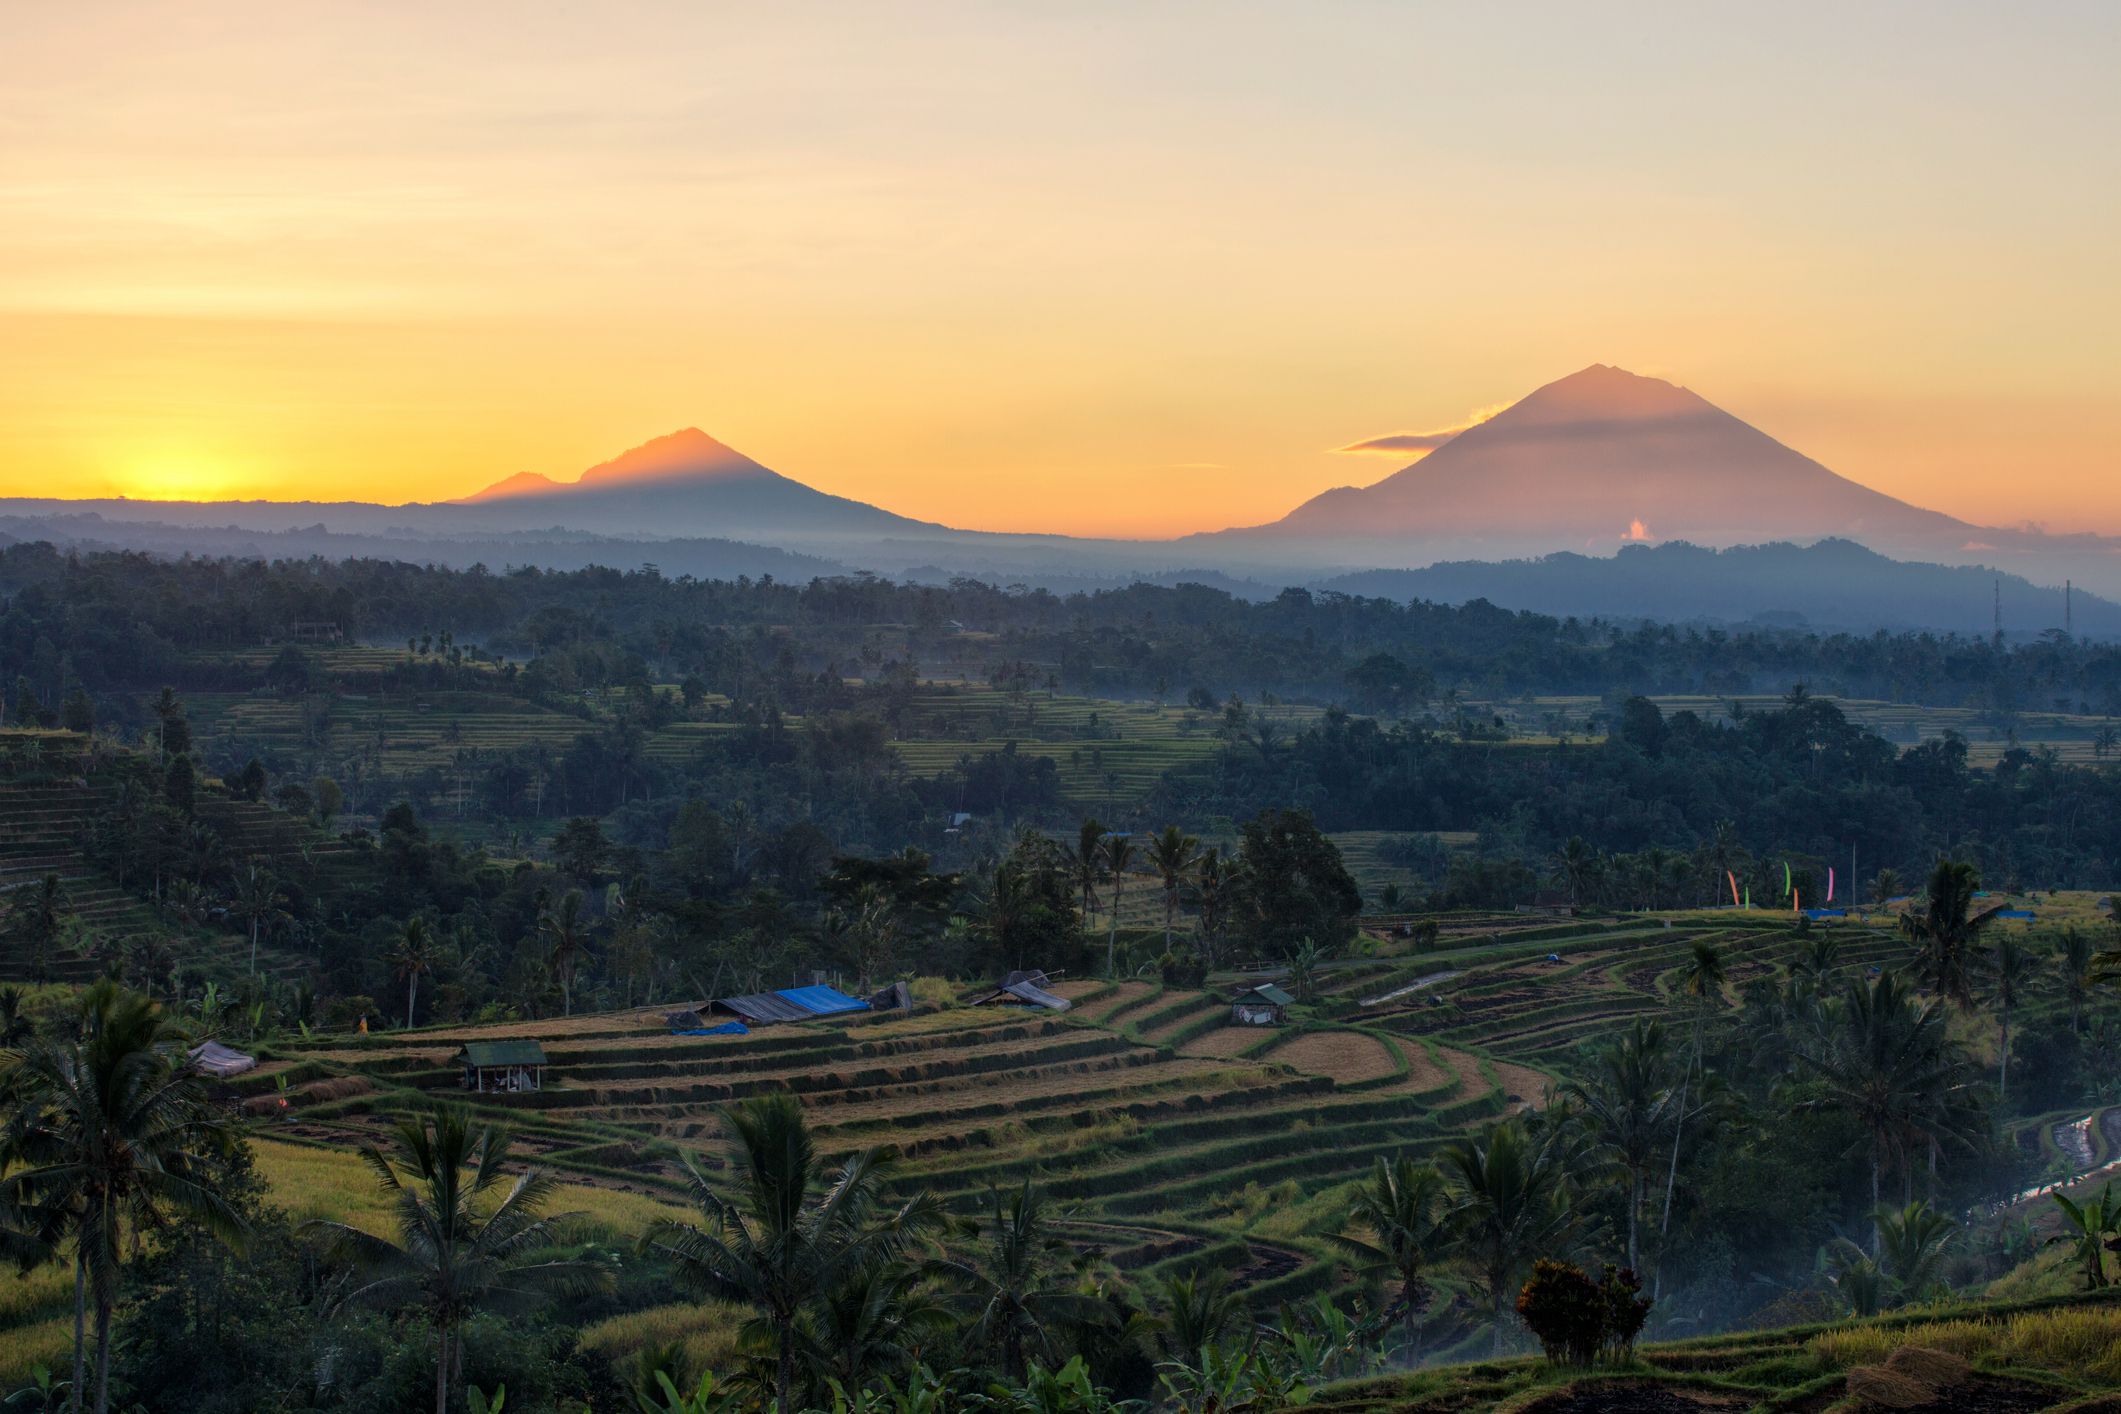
[1316,538,2118,636]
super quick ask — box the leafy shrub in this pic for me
[1516,1260,1651,1367]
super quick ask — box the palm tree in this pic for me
[0,981,243,1414]
[1439,1119,1574,1355]
[2057,927,2095,1035]
[1987,935,2034,1105]
[1560,1020,1675,1270]
[1099,833,1134,979]
[934,1179,1106,1379]
[540,888,590,1016]
[229,861,286,974]
[1145,826,1201,952]
[1548,837,1597,909]
[307,1105,606,1414]
[1901,859,2005,1008]
[390,917,441,1030]
[1072,819,1106,927]
[1659,940,1726,1241]
[808,1260,941,1395]
[1194,849,1244,971]
[0,984,31,1048]
[1869,1198,1957,1306]
[1155,1267,1244,1360]
[1870,868,1903,906]
[7,873,69,983]
[1332,1156,1448,1353]
[1796,971,1970,1248]
[647,1093,940,1414]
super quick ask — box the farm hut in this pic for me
[971,969,1071,1011]
[664,1008,707,1032]
[711,984,872,1026]
[1230,983,1293,1027]
[458,1040,548,1094]
[188,1039,256,1078]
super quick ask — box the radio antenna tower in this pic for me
[2066,579,2073,635]
[1993,579,2002,644]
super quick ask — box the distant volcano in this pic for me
[1208,364,1971,550]
[451,428,942,539]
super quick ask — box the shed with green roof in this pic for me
[458,1039,549,1095]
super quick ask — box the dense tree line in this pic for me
[7,544,2121,718]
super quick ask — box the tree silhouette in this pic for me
[0,982,243,1414]
[307,1105,606,1414]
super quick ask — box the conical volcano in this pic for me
[1240,365,1970,548]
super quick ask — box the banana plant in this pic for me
[2048,1183,2121,1290]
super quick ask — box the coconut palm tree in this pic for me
[1194,849,1244,971]
[1099,833,1134,979]
[1796,971,1970,1248]
[1870,868,1903,906]
[1659,940,1726,1241]
[539,888,590,1016]
[0,981,243,1414]
[1332,1156,1448,1353]
[1145,826,1201,952]
[7,874,70,983]
[648,1092,941,1414]
[390,917,441,1030]
[307,1105,607,1414]
[1072,819,1106,927]
[1560,1019,1675,1270]
[2057,927,2095,1034]
[934,1179,1107,1379]
[229,861,286,974]
[1901,859,2005,1008]
[1987,935,2035,1105]
[1548,837,1597,909]
[1439,1120,1575,1355]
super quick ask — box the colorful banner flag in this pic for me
[1827,866,1835,903]
[1783,861,1791,898]
[1727,870,1740,907]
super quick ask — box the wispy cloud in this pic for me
[1334,403,1508,456]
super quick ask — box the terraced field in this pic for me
[887,686,1328,804]
[1480,692,2121,764]
[247,914,1914,1319]
[0,770,322,984]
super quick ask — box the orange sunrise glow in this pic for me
[1,4,2116,538]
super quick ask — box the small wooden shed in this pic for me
[1230,983,1294,1026]
[459,1039,548,1094]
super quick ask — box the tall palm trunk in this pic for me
[406,974,419,1029]
[1999,1001,2011,1104]
[777,1322,796,1414]
[1107,875,1123,978]
[249,917,259,973]
[71,1252,85,1414]
[435,1323,450,1414]
[93,1295,112,1414]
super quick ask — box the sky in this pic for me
[2,2,2116,539]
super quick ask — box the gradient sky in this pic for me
[3,2,2116,538]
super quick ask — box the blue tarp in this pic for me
[1803,908,1848,919]
[775,985,871,1016]
[674,1021,750,1037]
[1996,910,2036,920]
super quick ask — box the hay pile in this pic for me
[1846,1346,1971,1410]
